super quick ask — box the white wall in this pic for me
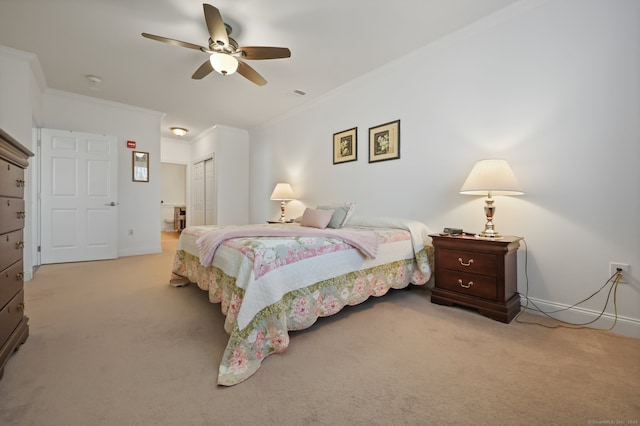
[249,0,640,336]
[0,46,43,281]
[41,90,164,257]
[191,125,250,226]
[160,137,191,164]
[160,163,186,205]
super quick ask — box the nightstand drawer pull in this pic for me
[458,257,474,267]
[458,279,474,289]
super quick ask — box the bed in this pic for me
[170,214,434,386]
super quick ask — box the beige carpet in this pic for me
[0,235,638,425]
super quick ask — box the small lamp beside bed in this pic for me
[270,183,296,223]
[460,159,523,239]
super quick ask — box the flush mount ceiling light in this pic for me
[170,127,188,136]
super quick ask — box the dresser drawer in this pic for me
[0,260,23,310]
[0,197,25,235]
[437,248,498,277]
[0,158,25,199]
[437,269,498,300]
[0,229,23,271]
[0,289,24,348]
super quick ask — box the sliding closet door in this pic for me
[204,158,215,225]
[192,160,205,226]
[191,156,215,226]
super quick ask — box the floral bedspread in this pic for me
[171,220,433,386]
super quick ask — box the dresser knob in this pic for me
[8,302,25,313]
[16,211,26,218]
[458,279,474,289]
[458,257,474,267]
[16,272,24,280]
[16,179,25,188]
[16,241,25,249]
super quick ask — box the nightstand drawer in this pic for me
[437,269,497,300]
[437,248,498,277]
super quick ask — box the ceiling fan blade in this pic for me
[238,46,292,60]
[192,60,214,80]
[237,61,267,86]
[203,4,229,47]
[141,33,205,51]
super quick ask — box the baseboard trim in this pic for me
[520,296,640,339]
[118,246,162,257]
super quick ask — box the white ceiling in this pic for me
[0,0,519,140]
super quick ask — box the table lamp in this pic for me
[459,159,523,239]
[270,183,296,222]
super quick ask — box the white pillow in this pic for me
[317,205,351,228]
[300,208,334,229]
[331,202,357,226]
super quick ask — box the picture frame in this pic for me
[132,151,149,182]
[333,127,358,164]
[368,120,400,163]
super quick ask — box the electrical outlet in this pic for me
[609,262,630,284]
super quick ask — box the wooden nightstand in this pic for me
[430,234,522,323]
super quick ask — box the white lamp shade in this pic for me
[270,183,295,200]
[460,159,524,196]
[209,52,238,75]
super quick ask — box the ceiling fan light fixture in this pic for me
[209,52,238,75]
[170,127,188,136]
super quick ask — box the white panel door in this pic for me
[40,129,118,263]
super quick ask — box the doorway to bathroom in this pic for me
[160,162,187,233]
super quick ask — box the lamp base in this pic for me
[477,229,503,240]
[477,197,503,239]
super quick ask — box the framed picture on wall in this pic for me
[132,151,149,182]
[369,120,400,163]
[333,127,357,164]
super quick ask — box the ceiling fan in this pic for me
[142,3,291,86]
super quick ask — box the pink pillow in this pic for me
[300,208,334,229]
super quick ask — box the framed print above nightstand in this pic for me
[333,127,357,164]
[369,119,400,163]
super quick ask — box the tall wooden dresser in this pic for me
[0,128,33,380]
